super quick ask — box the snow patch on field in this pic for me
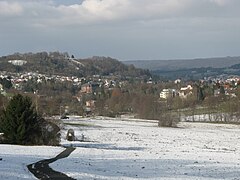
[54,117,240,179]
[0,145,64,179]
[1,116,240,179]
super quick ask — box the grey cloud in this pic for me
[0,1,23,16]
[0,0,240,60]
[1,0,240,27]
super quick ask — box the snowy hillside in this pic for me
[1,116,240,179]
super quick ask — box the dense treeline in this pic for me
[94,83,182,126]
[94,81,240,125]
[22,79,83,116]
[82,57,150,77]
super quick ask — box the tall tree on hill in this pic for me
[197,86,205,101]
[220,85,225,95]
[0,94,42,145]
[0,78,12,89]
[0,95,7,112]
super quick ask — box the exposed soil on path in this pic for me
[27,147,76,179]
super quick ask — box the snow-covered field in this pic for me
[0,145,64,179]
[1,116,240,179]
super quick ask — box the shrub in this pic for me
[40,119,61,146]
[158,112,180,127]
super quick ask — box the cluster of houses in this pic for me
[160,85,193,99]
[160,76,240,100]
[1,70,240,114]
[76,79,124,113]
[0,70,124,113]
[0,71,121,91]
[0,71,83,89]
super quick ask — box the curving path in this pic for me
[27,147,76,180]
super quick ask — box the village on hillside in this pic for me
[1,67,240,115]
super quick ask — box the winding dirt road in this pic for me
[27,147,76,179]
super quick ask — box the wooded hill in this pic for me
[0,52,150,78]
[125,57,240,80]
[125,56,240,71]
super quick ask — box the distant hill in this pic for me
[124,57,240,71]
[124,57,240,80]
[0,52,150,78]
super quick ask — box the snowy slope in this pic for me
[0,116,240,179]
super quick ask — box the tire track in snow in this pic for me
[27,147,76,179]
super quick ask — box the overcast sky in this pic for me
[0,0,240,60]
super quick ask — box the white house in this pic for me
[8,60,27,66]
[174,79,181,84]
[179,85,193,98]
[160,89,176,99]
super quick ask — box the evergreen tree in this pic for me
[0,94,42,145]
[0,78,12,89]
[220,85,225,95]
